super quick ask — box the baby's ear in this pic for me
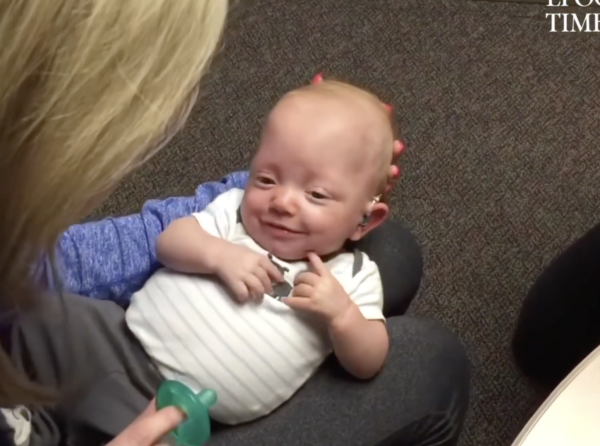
[348,202,389,241]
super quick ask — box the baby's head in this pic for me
[241,79,395,261]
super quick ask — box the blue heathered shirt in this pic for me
[44,171,249,307]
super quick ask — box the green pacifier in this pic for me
[156,380,217,446]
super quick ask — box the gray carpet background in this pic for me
[93,1,600,445]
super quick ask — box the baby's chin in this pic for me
[255,236,308,262]
[253,234,345,262]
[244,219,345,261]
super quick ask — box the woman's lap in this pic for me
[15,296,470,446]
[513,221,600,389]
[212,316,470,446]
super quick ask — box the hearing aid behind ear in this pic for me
[359,195,382,227]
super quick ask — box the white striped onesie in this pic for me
[125,188,384,425]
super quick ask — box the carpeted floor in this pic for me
[93,1,600,445]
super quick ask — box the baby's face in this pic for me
[241,90,390,261]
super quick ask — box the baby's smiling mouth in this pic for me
[263,221,305,234]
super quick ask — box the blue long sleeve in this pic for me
[45,171,249,306]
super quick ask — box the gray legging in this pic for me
[12,221,471,446]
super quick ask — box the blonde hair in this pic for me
[292,79,396,200]
[0,0,227,406]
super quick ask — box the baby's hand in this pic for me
[283,252,353,325]
[213,244,284,302]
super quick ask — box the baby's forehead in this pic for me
[272,85,388,139]
[263,82,393,180]
[281,83,383,115]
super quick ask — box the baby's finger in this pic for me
[282,296,312,312]
[294,271,319,287]
[255,268,273,294]
[261,257,285,283]
[306,252,328,276]
[245,275,265,300]
[231,281,250,302]
[292,283,313,298]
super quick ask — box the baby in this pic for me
[125,78,395,424]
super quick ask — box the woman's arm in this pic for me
[42,171,249,306]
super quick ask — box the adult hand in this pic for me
[107,399,184,446]
[214,243,284,302]
[386,139,405,193]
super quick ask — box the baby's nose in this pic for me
[270,190,297,214]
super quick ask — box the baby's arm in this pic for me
[156,188,283,301]
[156,216,231,275]
[330,259,388,380]
[329,307,389,380]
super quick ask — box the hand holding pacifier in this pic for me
[107,399,185,446]
[155,380,217,446]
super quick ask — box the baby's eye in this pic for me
[310,191,328,200]
[256,176,275,185]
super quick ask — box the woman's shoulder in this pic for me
[1,406,31,446]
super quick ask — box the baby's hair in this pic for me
[295,76,398,203]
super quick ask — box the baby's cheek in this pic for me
[304,207,334,230]
[314,213,353,243]
[242,189,265,214]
